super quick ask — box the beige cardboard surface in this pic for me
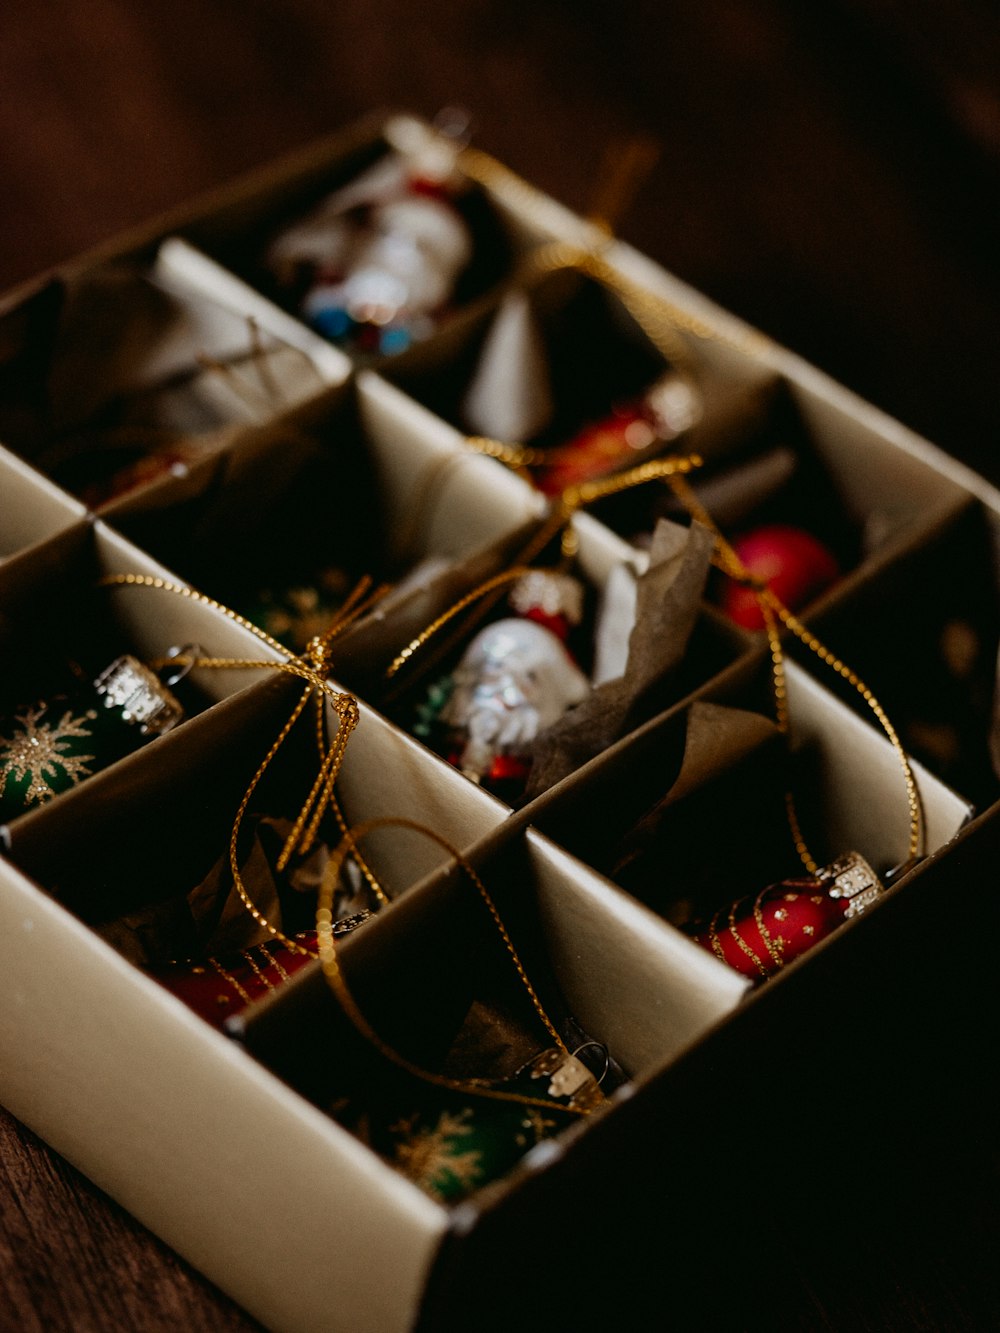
[155,237,351,383]
[356,371,545,563]
[525,831,749,1073]
[0,446,86,558]
[0,857,447,1333]
[333,701,509,888]
[785,661,972,867]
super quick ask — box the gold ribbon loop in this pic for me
[101,573,364,952]
[664,473,923,872]
[316,817,594,1116]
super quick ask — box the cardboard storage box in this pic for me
[1,112,998,1330]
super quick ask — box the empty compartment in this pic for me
[805,494,1000,809]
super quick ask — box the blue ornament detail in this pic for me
[309,306,353,340]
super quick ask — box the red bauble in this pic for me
[720,524,840,629]
[690,852,883,982]
[692,879,849,979]
[150,933,320,1030]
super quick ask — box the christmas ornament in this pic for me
[426,570,589,788]
[333,1045,604,1204]
[690,851,883,981]
[718,524,840,630]
[150,917,368,1031]
[0,654,185,822]
[267,144,473,358]
[316,818,610,1205]
[531,371,701,497]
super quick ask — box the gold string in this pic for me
[558,452,703,509]
[458,145,766,358]
[384,566,535,681]
[665,474,923,872]
[524,241,770,361]
[100,573,364,951]
[385,452,706,689]
[586,134,661,236]
[464,435,543,469]
[316,817,593,1118]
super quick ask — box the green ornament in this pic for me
[0,656,184,823]
[333,1046,604,1204]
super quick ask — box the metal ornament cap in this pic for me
[92,655,184,737]
[824,850,883,919]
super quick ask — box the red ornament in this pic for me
[532,404,656,496]
[720,524,840,629]
[149,932,320,1029]
[690,852,882,981]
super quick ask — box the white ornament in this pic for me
[440,618,589,778]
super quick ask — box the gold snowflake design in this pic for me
[0,704,98,805]
[515,1106,558,1149]
[390,1108,484,1197]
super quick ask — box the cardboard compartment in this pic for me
[531,655,972,945]
[180,114,551,369]
[4,670,507,947]
[0,837,449,1333]
[0,676,515,1333]
[0,240,347,513]
[0,519,289,832]
[103,371,547,662]
[0,519,282,710]
[223,823,746,1327]
[0,444,86,561]
[370,495,742,808]
[383,254,777,491]
[805,494,1000,808]
[583,373,968,627]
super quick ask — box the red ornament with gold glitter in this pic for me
[690,852,883,981]
[149,916,369,1029]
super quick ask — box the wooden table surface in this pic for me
[2,1,1000,1328]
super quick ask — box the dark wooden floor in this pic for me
[3,1,1000,1328]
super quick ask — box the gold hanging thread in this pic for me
[100,572,369,949]
[665,474,923,873]
[315,817,595,1117]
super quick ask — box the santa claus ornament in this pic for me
[266,123,474,358]
[412,569,589,795]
